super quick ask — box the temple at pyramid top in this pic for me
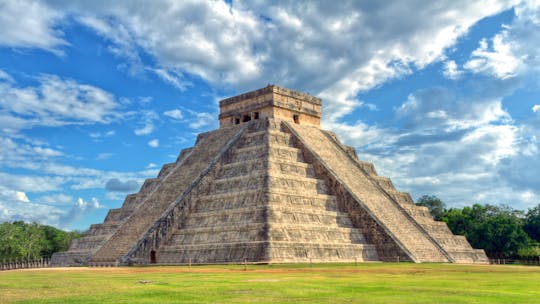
[219,85,322,128]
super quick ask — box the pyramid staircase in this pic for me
[155,119,379,263]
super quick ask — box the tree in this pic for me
[441,204,532,258]
[0,221,81,260]
[524,204,540,242]
[416,195,445,220]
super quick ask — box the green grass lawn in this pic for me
[1,263,539,303]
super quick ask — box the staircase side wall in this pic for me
[284,122,450,263]
[121,124,250,265]
[89,124,246,265]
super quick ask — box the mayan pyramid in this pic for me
[52,85,488,266]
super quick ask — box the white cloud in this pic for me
[77,15,144,75]
[0,72,122,132]
[148,139,159,148]
[76,197,101,209]
[164,109,183,120]
[15,191,29,203]
[0,172,64,193]
[0,0,67,53]
[56,197,103,229]
[463,34,522,79]
[442,60,463,80]
[0,190,65,226]
[89,130,115,139]
[0,69,14,83]
[25,0,513,122]
[533,104,540,113]
[152,68,190,91]
[38,193,74,206]
[133,110,158,135]
[134,123,154,135]
[188,112,216,129]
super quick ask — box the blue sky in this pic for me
[1,0,539,231]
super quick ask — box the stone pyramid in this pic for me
[52,85,488,266]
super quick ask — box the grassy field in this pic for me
[1,263,539,303]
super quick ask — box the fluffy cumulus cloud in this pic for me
[0,0,67,53]
[56,197,102,228]
[0,187,65,225]
[463,34,523,79]
[6,0,513,121]
[0,183,102,228]
[0,71,122,132]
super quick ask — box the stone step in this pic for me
[267,130,294,147]
[212,174,265,193]
[184,207,267,228]
[268,226,366,243]
[184,206,352,228]
[218,159,266,179]
[212,174,327,195]
[120,194,140,210]
[229,145,304,163]
[416,219,453,234]
[194,190,338,212]
[373,176,394,192]
[236,131,267,148]
[175,147,193,163]
[268,174,329,194]
[157,241,269,264]
[236,130,294,148]
[69,235,110,251]
[172,221,365,245]
[268,208,353,227]
[87,223,120,236]
[139,178,159,196]
[103,208,124,222]
[356,160,377,176]
[432,235,473,250]
[401,205,432,218]
[157,162,176,179]
[195,190,266,211]
[218,158,315,179]
[268,192,338,211]
[386,190,415,206]
[268,160,315,178]
[169,223,267,244]
[156,241,379,264]
[268,242,379,262]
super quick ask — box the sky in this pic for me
[1,0,540,231]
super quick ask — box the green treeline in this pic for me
[0,221,81,261]
[417,195,540,259]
